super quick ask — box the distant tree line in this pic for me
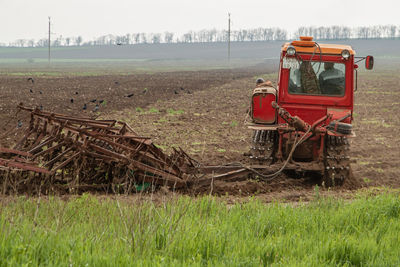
[294,25,399,40]
[3,25,400,47]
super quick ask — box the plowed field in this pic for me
[0,67,399,201]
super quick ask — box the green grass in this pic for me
[1,193,400,266]
[135,107,144,113]
[167,108,184,115]
[147,108,159,114]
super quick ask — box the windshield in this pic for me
[288,60,345,96]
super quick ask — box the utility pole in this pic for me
[48,17,51,63]
[228,13,231,62]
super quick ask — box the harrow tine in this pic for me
[44,147,74,167]
[51,152,81,173]
[27,137,55,154]
[0,147,32,158]
[32,141,65,159]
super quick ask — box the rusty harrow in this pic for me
[0,105,197,194]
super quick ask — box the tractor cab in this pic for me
[279,36,356,125]
[248,36,373,186]
[251,36,373,126]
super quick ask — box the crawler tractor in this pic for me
[248,36,374,186]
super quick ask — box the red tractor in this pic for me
[248,36,374,186]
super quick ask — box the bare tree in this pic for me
[125,33,131,44]
[28,39,35,47]
[389,25,397,39]
[75,36,82,46]
[15,39,26,47]
[132,33,140,44]
[150,33,161,44]
[140,33,147,44]
[182,32,192,43]
[164,32,174,43]
[36,38,48,47]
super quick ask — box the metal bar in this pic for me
[127,161,186,188]
[121,122,139,135]
[88,143,129,162]
[81,131,151,140]
[0,147,32,158]
[0,158,52,174]
[195,168,250,187]
[44,147,73,167]
[51,152,81,172]
[27,137,55,154]
[32,141,65,159]
[82,151,116,162]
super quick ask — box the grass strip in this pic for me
[0,192,399,266]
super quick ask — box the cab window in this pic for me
[288,61,345,96]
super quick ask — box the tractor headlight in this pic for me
[341,49,350,59]
[287,46,296,56]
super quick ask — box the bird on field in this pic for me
[142,88,148,94]
[29,89,33,93]
[39,105,43,111]
[83,103,87,110]
[70,98,74,104]
[187,90,192,94]
[117,43,122,46]
[99,100,105,104]
[17,120,22,128]
[114,81,119,85]
[75,91,79,95]
[90,99,97,103]
[39,91,43,94]
[180,87,184,91]
[27,77,34,84]
[93,104,99,112]
[174,90,179,94]
[126,93,134,98]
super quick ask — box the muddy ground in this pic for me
[0,67,399,201]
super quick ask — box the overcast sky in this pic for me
[0,0,399,43]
